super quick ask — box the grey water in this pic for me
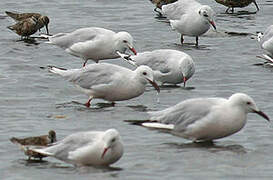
[1,0,273,179]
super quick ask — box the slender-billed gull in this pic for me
[257,25,273,62]
[214,0,259,13]
[7,16,39,39]
[32,129,123,166]
[118,49,195,87]
[149,0,178,16]
[10,130,57,160]
[44,27,137,67]
[162,0,216,46]
[126,93,269,142]
[46,63,160,107]
[5,11,50,34]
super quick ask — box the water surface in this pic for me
[1,0,273,179]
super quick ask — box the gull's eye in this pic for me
[204,14,208,17]
[143,72,147,75]
[111,138,116,143]
[123,40,128,43]
[246,101,251,105]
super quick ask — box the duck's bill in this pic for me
[147,79,160,93]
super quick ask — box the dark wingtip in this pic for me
[47,65,67,71]
[124,119,157,125]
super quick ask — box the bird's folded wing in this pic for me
[67,65,119,90]
[132,52,171,74]
[148,98,226,131]
[162,0,201,19]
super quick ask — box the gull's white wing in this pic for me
[51,63,130,90]
[33,131,101,161]
[260,25,273,53]
[162,0,202,19]
[48,27,113,50]
[132,50,173,74]
[148,97,226,132]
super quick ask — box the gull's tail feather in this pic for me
[123,57,137,67]
[31,148,54,156]
[124,120,174,131]
[142,122,174,130]
[124,119,157,125]
[116,52,137,67]
[257,54,273,63]
[40,34,53,41]
[47,65,68,75]
[257,32,263,42]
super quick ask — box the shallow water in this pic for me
[1,0,273,179]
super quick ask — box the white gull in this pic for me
[118,49,195,87]
[257,25,273,63]
[32,129,123,166]
[47,63,160,107]
[127,93,269,142]
[162,0,216,46]
[44,27,137,66]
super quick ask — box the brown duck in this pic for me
[5,11,50,35]
[149,0,178,16]
[215,0,259,13]
[7,16,39,39]
[10,130,57,160]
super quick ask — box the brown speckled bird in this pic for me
[215,0,259,13]
[7,16,39,39]
[5,11,50,35]
[149,0,178,16]
[10,130,57,160]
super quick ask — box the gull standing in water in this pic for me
[126,93,269,142]
[46,63,160,107]
[32,129,123,166]
[118,49,195,87]
[162,0,216,46]
[43,27,137,67]
[257,25,273,63]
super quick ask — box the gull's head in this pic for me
[135,65,160,93]
[115,31,137,55]
[198,5,216,30]
[179,56,195,87]
[48,130,57,143]
[101,129,121,159]
[257,32,263,42]
[229,93,270,121]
